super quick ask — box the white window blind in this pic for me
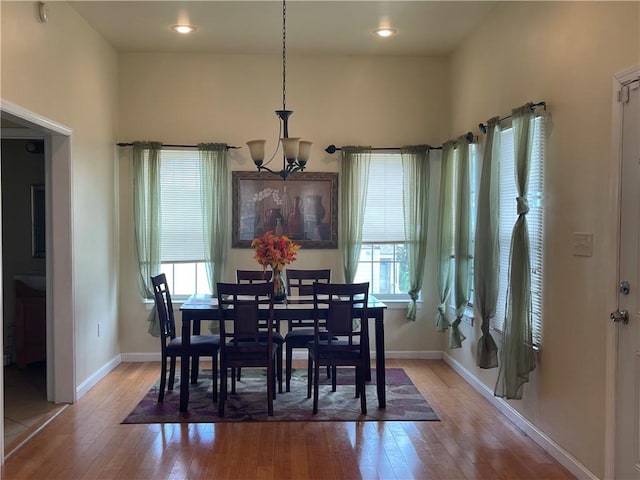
[361,154,405,243]
[159,150,206,263]
[494,116,545,347]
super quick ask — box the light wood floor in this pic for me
[1,359,575,480]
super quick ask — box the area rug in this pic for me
[122,368,439,423]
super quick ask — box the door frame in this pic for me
[605,64,640,480]
[0,99,76,463]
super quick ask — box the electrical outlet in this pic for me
[97,322,102,337]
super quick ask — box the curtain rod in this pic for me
[324,131,474,154]
[116,142,240,150]
[478,101,546,133]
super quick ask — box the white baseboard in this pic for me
[75,354,121,400]
[442,353,598,480]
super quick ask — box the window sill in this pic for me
[375,299,421,310]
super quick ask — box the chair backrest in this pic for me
[217,281,275,344]
[313,282,369,348]
[286,269,331,296]
[236,269,273,284]
[151,273,176,348]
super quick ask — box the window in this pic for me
[354,153,409,300]
[152,150,211,297]
[493,116,545,346]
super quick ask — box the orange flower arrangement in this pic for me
[251,231,301,271]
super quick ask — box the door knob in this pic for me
[610,309,629,324]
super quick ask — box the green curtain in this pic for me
[401,145,431,321]
[199,143,229,296]
[475,117,501,368]
[339,146,371,283]
[495,103,537,399]
[133,141,162,337]
[434,141,455,332]
[199,143,229,335]
[450,137,471,349]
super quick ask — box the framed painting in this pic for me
[232,171,338,248]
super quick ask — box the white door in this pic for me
[615,76,640,480]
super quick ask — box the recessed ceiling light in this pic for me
[374,28,397,38]
[171,24,196,35]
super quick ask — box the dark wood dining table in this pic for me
[179,294,388,413]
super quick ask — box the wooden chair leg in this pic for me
[313,358,320,414]
[168,356,176,390]
[277,346,283,394]
[267,362,274,416]
[158,357,168,402]
[332,365,337,392]
[211,354,218,403]
[359,367,367,415]
[190,355,199,384]
[307,352,313,399]
[285,343,293,392]
[218,365,227,417]
[231,367,237,394]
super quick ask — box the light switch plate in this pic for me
[572,232,593,257]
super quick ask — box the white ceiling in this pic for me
[68,1,498,56]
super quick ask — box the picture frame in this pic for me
[232,171,338,249]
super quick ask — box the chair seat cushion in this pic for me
[232,332,284,344]
[285,328,335,347]
[166,334,220,355]
[307,339,361,357]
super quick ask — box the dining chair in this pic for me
[235,269,273,283]
[151,273,220,403]
[307,282,370,415]
[216,281,278,416]
[236,269,283,392]
[283,268,331,392]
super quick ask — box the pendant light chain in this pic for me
[282,0,287,112]
[246,0,311,180]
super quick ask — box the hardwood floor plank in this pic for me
[1,360,576,480]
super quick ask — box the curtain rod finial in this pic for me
[325,145,337,154]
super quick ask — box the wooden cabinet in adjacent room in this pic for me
[15,278,46,368]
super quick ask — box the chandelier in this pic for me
[246,0,311,180]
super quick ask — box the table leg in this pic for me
[180,316,190,412]
[375,312,386,408]
[191,320,201,384]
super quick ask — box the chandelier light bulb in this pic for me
[171,24,196,34]
[375,28,396,38]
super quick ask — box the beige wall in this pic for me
[447,2,639,477]
[1,2,120,384]
[117,53,450,356]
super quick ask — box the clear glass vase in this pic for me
[272,267,287,303]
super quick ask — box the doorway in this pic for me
[0,138,55,452]
[610,66,640,479]
[0,99,76,463]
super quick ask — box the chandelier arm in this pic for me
[261,119,284,168]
